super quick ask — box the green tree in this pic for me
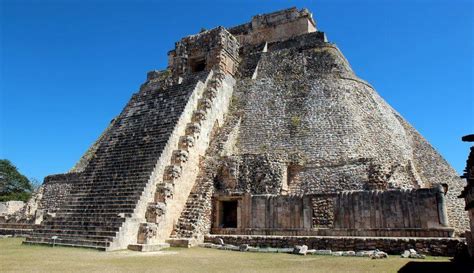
[0,159,34,202]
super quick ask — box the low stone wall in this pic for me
[205,234,465,257]
[211,227,453,238]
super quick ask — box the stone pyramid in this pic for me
[20,7,466,252]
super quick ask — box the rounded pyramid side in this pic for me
[231,40,468,232]
[393,112,469,232]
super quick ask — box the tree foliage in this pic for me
[0,159,34,202]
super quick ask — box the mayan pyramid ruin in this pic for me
[4,8,467,253]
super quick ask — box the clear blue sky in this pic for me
[1,0,473,182]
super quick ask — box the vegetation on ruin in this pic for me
[0,160,36,202]
[1,238,471,273]
[290,115,302,128]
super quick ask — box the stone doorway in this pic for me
[190,57,207,72]
[220,200,238,228]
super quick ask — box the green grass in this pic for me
[0,238,471,273]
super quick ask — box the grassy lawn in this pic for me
[0,238,471,273]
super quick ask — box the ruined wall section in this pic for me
[228,7,316,45]
[214,154,286,195]
[168,27,240,78]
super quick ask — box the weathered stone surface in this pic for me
[0,201,24,216]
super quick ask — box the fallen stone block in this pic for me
[223,244,239,251]
[277,248,294,253]
[259,247,278,253]
[370,250,388,259]
[314,249,332,255]
[239,244,249,252]
[248,247,260,252]
[198,243,214,248]
[209,243,222,249]
[215,237,224,245]
[293,245,308,255]
[356,250,374,257]
[401,250,410,258]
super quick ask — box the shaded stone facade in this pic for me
[460,134,474,257]
[12,7,467,253]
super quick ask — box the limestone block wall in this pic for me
[245,195,312,229]
[211,194,312,233]
[228,31,468,232]
[330,187,448,230]
[40,173,80,213]
[211,187,451,238]
[214,154,286,195]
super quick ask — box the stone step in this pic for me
[0,228,33,237]
[69,183,147,191]
[53,210,132,215]
[0,223,34,229]
[127,243,170,252]
[69,187,146,194]
[41,219,125,227]
[73,181,147,187]
[24,236,110,250]
[61,203,137,209]
[32,228,118,238]
[69,190,142,198]
[58,208,136,215]
[40,219,126,227]
[71,195,142,202]
[55,212,134,219]
[66,200,137,206]
[40,224,121,232]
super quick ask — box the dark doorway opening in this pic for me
[190,58,206,72]
[221,201,238,228]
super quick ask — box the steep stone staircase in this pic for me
[171,115,242,241]
[169,48,262,243]
[132,70,236,249]
[24,72,210,250]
